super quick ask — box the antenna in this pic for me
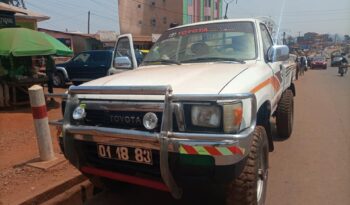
[224,0,238,19]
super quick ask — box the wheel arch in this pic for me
[256,100,274,152]
[56,66,69,81]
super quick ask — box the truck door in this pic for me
[88,51,111,79]
[260,24,284,98]
[67,52,91,81]
[109,34,138,75]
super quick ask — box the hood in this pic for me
[83,62,252,94]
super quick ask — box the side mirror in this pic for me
[267,45,289,62]
[114,56,132,69]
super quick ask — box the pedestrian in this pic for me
[295,55,299,80]
[300,56,306,76]
[45,55,58,107]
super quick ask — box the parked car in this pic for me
[311,56,327,69]
[53,49,144,87]
[53,50,114,86]
[52,18,295,204]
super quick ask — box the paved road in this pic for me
[267,66,350,205]
[83,66,350,205]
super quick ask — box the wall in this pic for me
[118,0,183,36]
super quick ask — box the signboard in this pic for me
[0,11,15,28]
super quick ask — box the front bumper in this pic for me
[50,85,257,198]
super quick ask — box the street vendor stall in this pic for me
[0,27,72,107]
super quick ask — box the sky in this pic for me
[26,0,350,37]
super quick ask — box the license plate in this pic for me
[97,144,153,165]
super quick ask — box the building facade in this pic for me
[118,0,183,36]
[183,0,222,24]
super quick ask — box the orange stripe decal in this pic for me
[250,78,271,93]
[250,75,281,94]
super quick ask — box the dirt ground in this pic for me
[0,88,79,205]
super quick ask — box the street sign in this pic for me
[0,11,15,28]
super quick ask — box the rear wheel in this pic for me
[52,72,65,87]
[276,89,294,139]
[226,126,269,205]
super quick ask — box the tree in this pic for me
[344,35,350,42]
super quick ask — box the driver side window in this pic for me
[260,24,273,60]
[73,53,91,64]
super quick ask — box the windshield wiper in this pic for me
[182,57,245,64]
[143,59,181,65]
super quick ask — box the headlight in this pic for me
[191,105,221,128]
[223,102,243,133]
[72,104,86,120]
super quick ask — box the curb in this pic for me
[16,174,87,205]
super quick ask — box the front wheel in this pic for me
[226,126,269,205]
[52,72,65,87]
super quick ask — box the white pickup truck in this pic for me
[54,18,295,204]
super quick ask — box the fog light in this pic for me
[72,105,86,120]
[143,112,158,130]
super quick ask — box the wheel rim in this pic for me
[53,74,61,86]
[257,148,268,204]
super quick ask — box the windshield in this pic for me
[143,22,257,65]
[314,56,325,61]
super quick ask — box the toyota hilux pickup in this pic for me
[52,18,295,204]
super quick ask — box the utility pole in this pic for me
[88,11,90,34]
[283,32,286,45]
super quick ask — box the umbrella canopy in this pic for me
[0,28,73,57]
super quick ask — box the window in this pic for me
[163,17,167,24]
[204,0,211,7]
[151,18,156,26]
[73,53,91,63]
[260,24,273,58]
[91,52,109,65]
[204,16,211,21]
[143,22,257,64]
[115,37,134,68]
[137,4,141,8]
[188,0,193,6]
[188,15,193,23]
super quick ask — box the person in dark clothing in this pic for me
[340,53,349,74]
[45,56,55,94]
[45,56,58,107]
[295,56,299,80]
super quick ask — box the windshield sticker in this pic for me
[178,28,209,36]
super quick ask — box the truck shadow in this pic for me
[270,118,289,142]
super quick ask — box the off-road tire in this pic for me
[276,89,294,139]
[226,126,269,205]
[52,72,65,87]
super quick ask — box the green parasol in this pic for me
[0,27,73,57]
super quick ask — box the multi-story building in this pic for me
[118,0,223,48]
[118,0,183,36]
[183,0,222,24]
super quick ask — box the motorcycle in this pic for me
[338,62,348,77]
